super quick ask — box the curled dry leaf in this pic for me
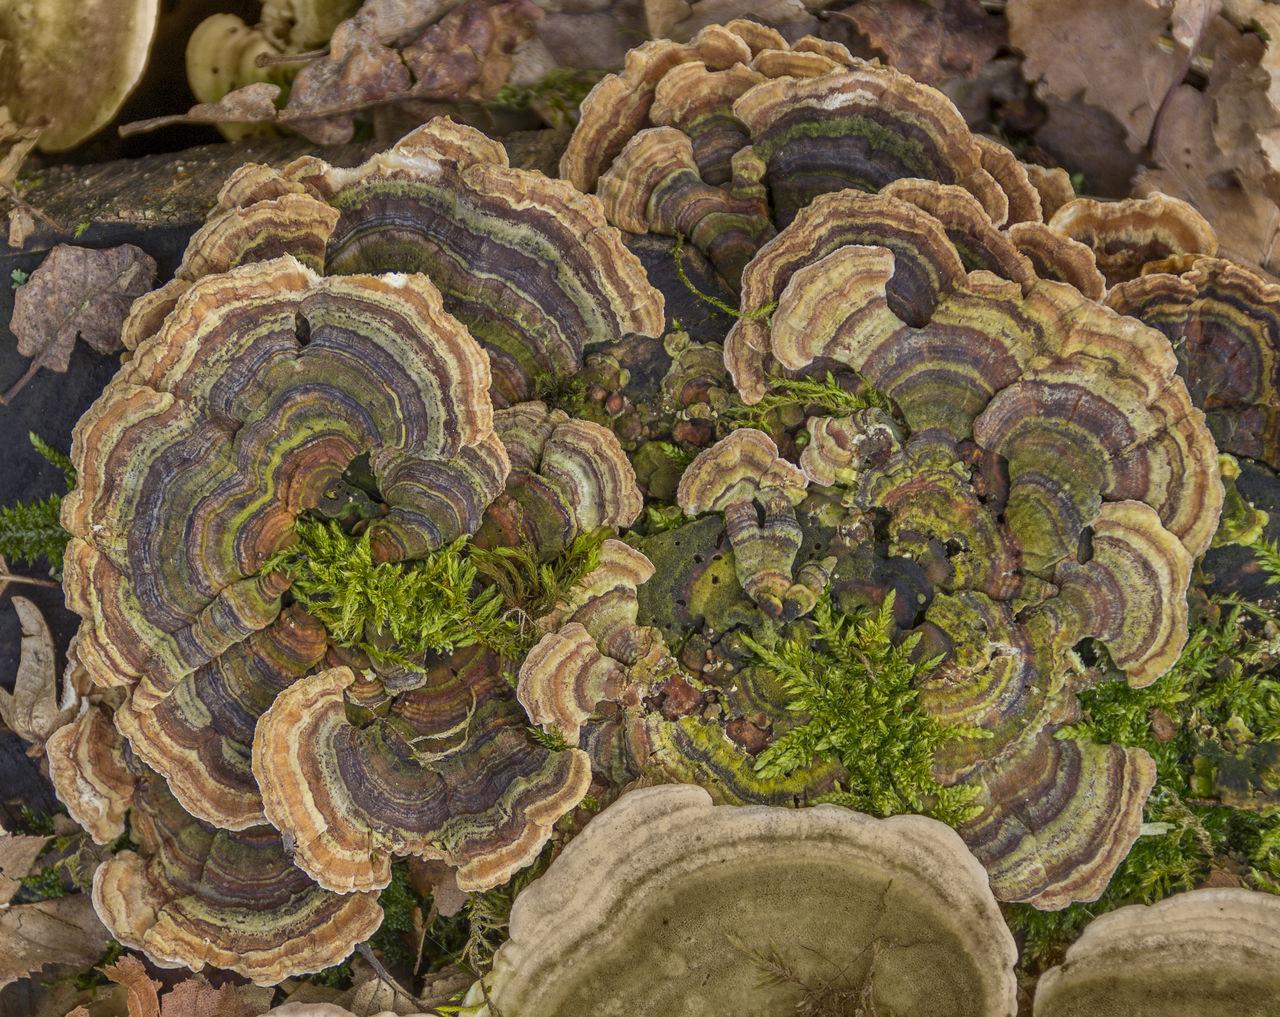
[831,0,1005,84]
[0,596,76,754]
[0,893,110,989]
[158,979,256,1017]
[132,0,545,143]
[1138,82,1280,274]
[119,82,283,138]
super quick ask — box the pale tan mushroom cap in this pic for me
[485,784,1018,1017]
[1033,889,1280,1017]
[0,0,159,151]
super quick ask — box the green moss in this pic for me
[484,68,605,127]
[743,592,980,825]
[68,941,124,991]
[0,433,75,579]
[263,518,516,668]
[722,372,895,434]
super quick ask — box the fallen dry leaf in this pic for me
[402,0,543,101]
[3,244,156,405]
[0,597,76,754]
[831,0,1004,84]
[0,834,50,906]
[353,0,469,45]
[0,894,109,989]
[1137,82,1280,273]
[98,956,160,1017]
[407,858,468,917]
[159,980,255,1017]
[1009,0,1185,151]
[286,20,413,144]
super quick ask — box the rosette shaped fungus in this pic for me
[48,705,381,985]
[97,771,383,985]
[704,185,1217,906]
[563,21,1059,293]
[1032,889,1280,1016]
[53,118,665,980]
[63,255,504,808]
[1108,258,1280,471]
[474,784,1018,1017]
[285,118,665,406]
[253,662,591,894]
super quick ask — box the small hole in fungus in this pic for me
[295,313,312,347]
[1077,526,1094,565]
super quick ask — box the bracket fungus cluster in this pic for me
[48,117,665,981]
[471,784,1018,1017]
[37,16,1280,1004]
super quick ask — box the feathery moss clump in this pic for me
[263,518,610,672]
[744,593,980,825]
[0,432,75,579]
[263,518,515,668]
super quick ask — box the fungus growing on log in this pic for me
[286,119,665,406]
[1048,193,1218,287]
[1033,889,1280,1016]
[473,784,1018,1017]
[565,20,1061,299]
[689,182,1216,905]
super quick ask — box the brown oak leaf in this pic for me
[831,0,1004,84]
[403,0,543,102]
[0,834,50,906]
[0,894,109,989]
[285,21,412,144]
[1009,0,1185,151]
[3,244,156,405]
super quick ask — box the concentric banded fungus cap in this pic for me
[0,0,159,151]
[481,403,644,554]
[959,731,1156,907]
[565,23,1068,303]
[1048,194,1218,287]
[253,664,592,893]
[676,429,819,618]
[93,770,382,984]
[284,118,665,406]
[47,703,138,845]
[61,254,506,832]
[1032,889,1280,1016]
[1107,258,1280,471]
[479,784,1018,1017]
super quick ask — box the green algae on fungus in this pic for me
[469,785,1018,1017]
